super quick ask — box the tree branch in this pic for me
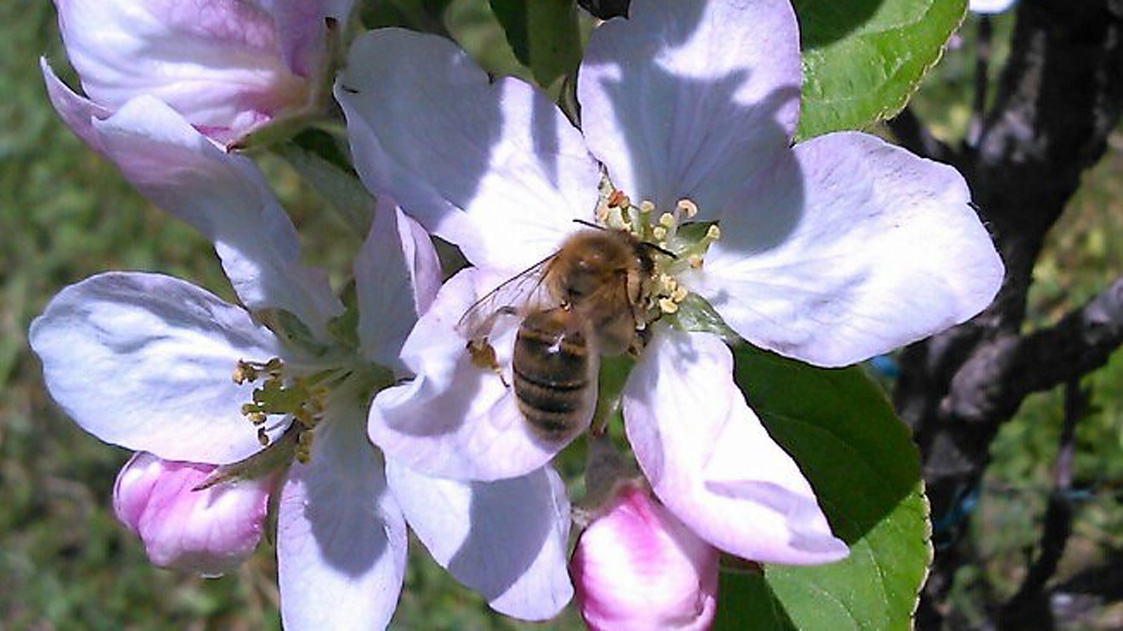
[886,107,958,164]
[942,277,1123,425]
[997,380,1086,630]
[897,1,1123,628]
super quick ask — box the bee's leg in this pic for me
[466,337,510,388]
[628,326,653,357]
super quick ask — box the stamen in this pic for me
[676,199,699,218]
[295,430,315,464]
[658,297,679,314]
[234,357,328,452]
[607,190,629,208]
[658,213,675,228]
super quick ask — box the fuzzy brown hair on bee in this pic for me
[459,228,661,443]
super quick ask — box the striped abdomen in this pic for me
[512,308,596,442]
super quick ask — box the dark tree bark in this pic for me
[888,1,1123,628]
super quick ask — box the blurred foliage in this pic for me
[3,1,1122,630]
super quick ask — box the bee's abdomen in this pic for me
[512,310,593,441]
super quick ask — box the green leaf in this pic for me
[714,346,931,631]
[794,0,966,139]
[488,0,583,89]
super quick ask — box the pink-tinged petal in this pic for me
[114,452,273,576]
[54,0,307,136]
[89,96,343,337]
[369,269,573,481]
[355,199,441,370]
[277,391,407,631]
[255,0,354,77]
[114,453,271,574]
[337,29,600,272]
[622,329,849,565]
[571,481,719,631]
[385,462,573,620]
[687,132,1004,367]
[578,0,800,220]
[41,59,112,154]
[29,272,283,464]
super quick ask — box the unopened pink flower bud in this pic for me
[113,452,272,576]
[570,482,720,631]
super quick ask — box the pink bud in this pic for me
[113,452,272,576]
[570,482,720,631]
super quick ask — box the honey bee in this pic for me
[459,226,667,443]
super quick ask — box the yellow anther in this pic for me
[658,297,679,314]
[639,200,656,214]
[249,412,267,425]
[676,199,699,218]
[652,226,668,241]
[658,212,675,228]
[672,286,689,302]
[295,430,315,464]
[706,225,721,240]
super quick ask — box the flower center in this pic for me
[233,358,331,463]
[593,189,721,318]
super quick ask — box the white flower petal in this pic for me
[337,28,600,271]
[54,0,308,135]
[622,328,848,565]
[41,59,111,154]
[578,0,800,219]
[277,394,407,631]
[28,272,282,464]
[688,132,1004,367]
[255,0,354,77]
[355,200,441,370]
[368,269,570,481]
[114,452,272,576]
[386,462,573,620]
[89,96,343,336]
[970,0,1017,14]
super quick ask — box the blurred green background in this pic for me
[1,1,1121,630]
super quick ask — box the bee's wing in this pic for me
[456,255,558,340]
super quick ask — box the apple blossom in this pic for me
[45,0,354,145]
[30,97,573,628]
[113,452,275,576]
[570,481,719,631]
[338,0,1004,568]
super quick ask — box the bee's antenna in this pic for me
[573,219,605,231]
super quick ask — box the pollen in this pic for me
[676,199,698,218]
[658,297,679,314]
[607,190,629,208]
[233,357,327,452]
